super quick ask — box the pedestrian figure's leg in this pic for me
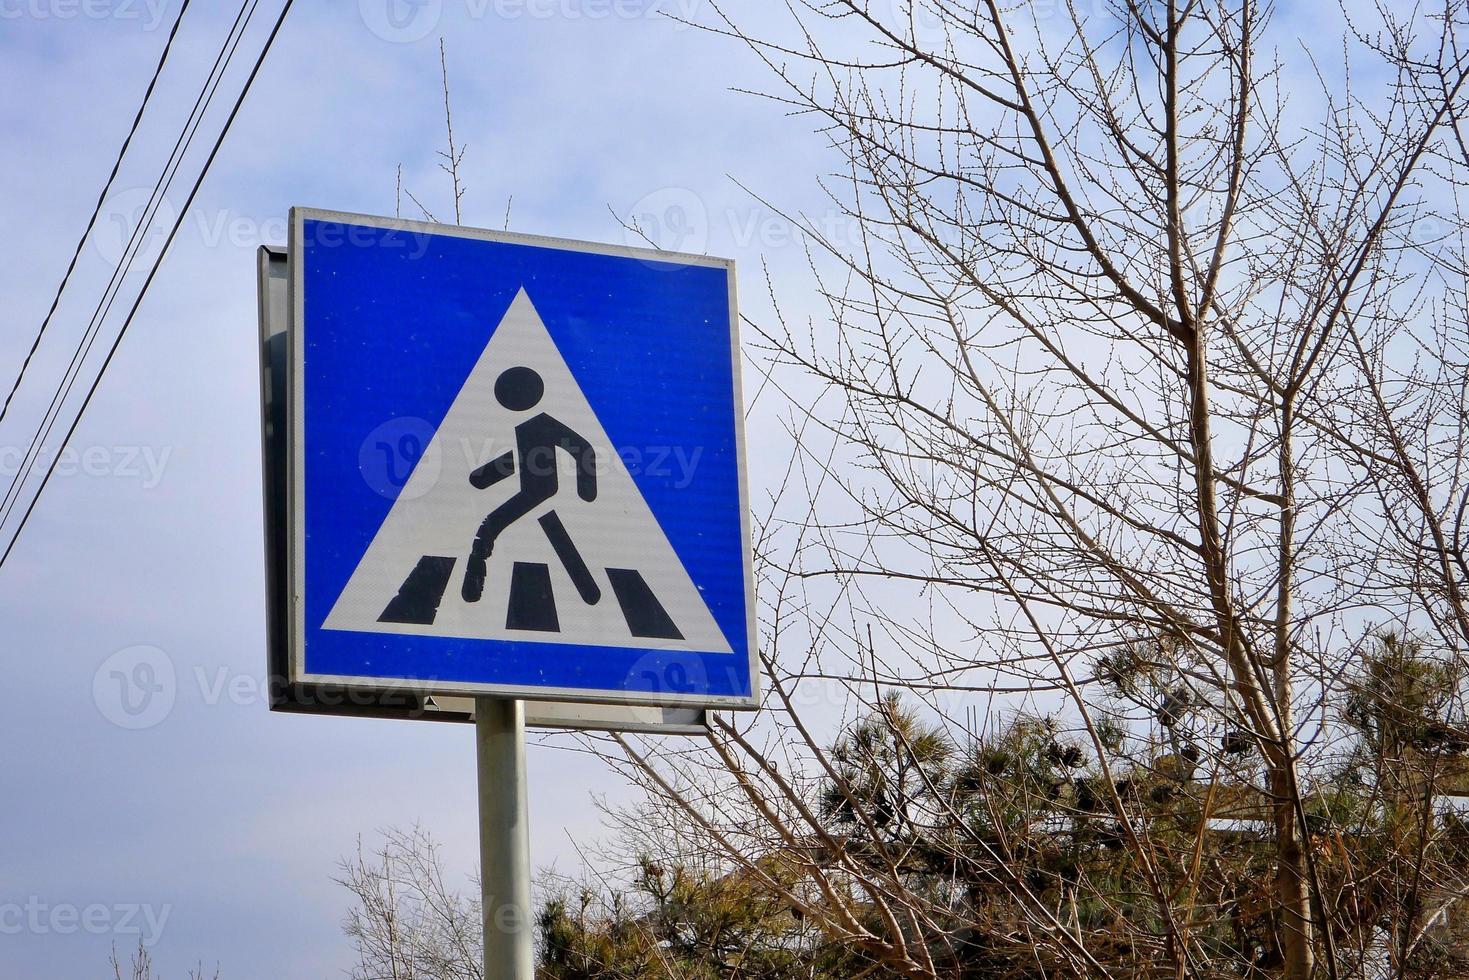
[463,494,540,603]
[538,511,600,605]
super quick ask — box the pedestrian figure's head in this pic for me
[495,366,543,412]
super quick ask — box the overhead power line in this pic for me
[0,0,264,531]
[0,0,193,427]
[0,0,297,572]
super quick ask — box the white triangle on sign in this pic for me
[322,289,734,655]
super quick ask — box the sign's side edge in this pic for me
[725,261,761,706]
[288,208,307,688]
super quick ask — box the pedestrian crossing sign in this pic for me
[288,208,757,708]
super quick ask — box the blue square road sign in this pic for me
[288,208,757,708]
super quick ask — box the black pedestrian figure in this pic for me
[461,366,602,606]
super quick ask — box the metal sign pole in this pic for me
[475,697,533,979]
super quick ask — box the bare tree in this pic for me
[337,3,1469,975]
[108,942,219,980]
[398,38,469,226]
[337,826,484,980]
[595,1,1469,978]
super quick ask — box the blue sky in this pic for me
[0,3,831,975]
[0,0,1381,975]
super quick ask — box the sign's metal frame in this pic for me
[257,244,713,735]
